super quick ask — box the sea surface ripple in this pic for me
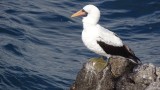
[0,0,160,90]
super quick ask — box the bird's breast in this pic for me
[82,28,98,46]
[81,28,107,56]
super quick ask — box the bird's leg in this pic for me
[98,56,111,66]
[108,57,112,62]
[99,56,107,60]
[99,56,104,59]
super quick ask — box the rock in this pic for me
[116,74,147,90]
[108,56,135,78]
[116,64,157,90]
[70,57,114,90]
[70,56,160,90]
[132,64,156,85]
[146,82,160,90]
[156,67,160,81]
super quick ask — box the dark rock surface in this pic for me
[70,56,160,90]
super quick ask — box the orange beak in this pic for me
[71,9,87,17]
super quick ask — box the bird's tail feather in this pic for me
[129,55,142,64]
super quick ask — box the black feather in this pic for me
[97,41,141,64]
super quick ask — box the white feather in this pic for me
[81,4,124,57]
[97,25,123,46]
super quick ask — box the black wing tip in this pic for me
[97,41,142,64]
[129,56,142,65]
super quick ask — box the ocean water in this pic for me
[0,0,160,90]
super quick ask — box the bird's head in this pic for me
[71,4,100,25]
[71,4,100,18]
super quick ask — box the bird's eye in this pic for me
[82,9,88,16]
[82,9,86,12]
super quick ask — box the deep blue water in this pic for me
[0,0,160,90]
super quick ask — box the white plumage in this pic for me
[71,4,141,64]
[82,5,123,57]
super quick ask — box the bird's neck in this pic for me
[82,15,100,29]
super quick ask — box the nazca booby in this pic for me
[71,4,141,64]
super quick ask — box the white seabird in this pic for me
[71,4,141,64]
